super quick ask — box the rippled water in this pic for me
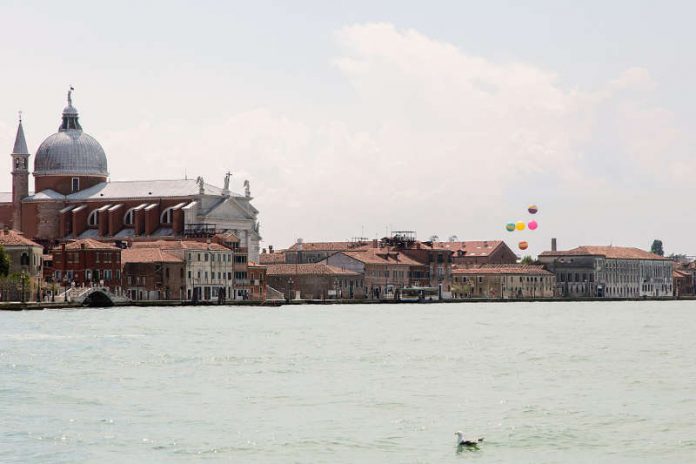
[2,302,696,463]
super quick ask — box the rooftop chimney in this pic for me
[269,245,274,254]
[551,238,557,252]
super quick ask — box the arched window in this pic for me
[88,210,99,227]
[160,207,174,225]
[124,208,136,226]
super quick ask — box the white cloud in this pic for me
[37,22,693,254]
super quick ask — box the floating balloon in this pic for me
[515,221,525,231]
[505,223,515,232]
[528,220,538,230]
[518,241,529,250]
[528,204,538,214]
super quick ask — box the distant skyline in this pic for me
[1,1,695,256]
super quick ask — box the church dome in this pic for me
[33,90,108,177]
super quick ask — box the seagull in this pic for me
[455,431,484,447]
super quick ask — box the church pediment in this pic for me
[203,197,257,221]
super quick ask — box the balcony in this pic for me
[184,223,217,237]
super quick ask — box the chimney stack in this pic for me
[551,238,557,252]
[269,245,274,254]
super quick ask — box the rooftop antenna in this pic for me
[18,110,22,122]
[184,168,188,180]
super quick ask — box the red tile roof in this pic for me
[63,238,120,250]
[122,248,183,264]
[286,241,370,252]
[259,252,286,264]
[341,248,423,266]
[432,240,505,257]
[539,246,668,261]
[0,229,42,248]
[452,264,553,276]
[265,263,359,276]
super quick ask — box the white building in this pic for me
[539,246,673,298]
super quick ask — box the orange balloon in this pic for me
[518,241,529,250]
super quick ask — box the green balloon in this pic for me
[505,223,515,232]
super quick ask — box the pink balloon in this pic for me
[528,220,538,230]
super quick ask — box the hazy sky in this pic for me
[1,0,695,256]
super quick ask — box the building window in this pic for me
[20,253,29,266]
[160,207,174,224]
[124,208,136,226]
[88,209,99,227]
[71,177,80,192]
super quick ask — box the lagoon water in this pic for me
[2,302,696,463]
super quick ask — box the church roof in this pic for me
[64,179,235,201]
[12,119,29,155]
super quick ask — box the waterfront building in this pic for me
[0,90,261,262]
[538,245,673,298]
[130,240,245,301]
[51,239,122,293]
[280,235,455,297]
[433,240,518,266]
[265,263,362,300]
[121,247,184,301]
[325,247,422,299]
[450,264,555,299]
[247,263,268,301]
[0,229,44,301]
[672,261,696,297]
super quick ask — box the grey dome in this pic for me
[33,92,108,177]
[34,130,108,176]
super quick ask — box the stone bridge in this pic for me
[62,287,130,307]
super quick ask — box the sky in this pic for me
[0,0,695,256]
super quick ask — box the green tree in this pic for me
[520,255,534,265]
[650,240,664,256]
[0,245,9,277]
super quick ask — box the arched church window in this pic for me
[160,207,174,225]
[124,208,136,226]
[88,210,99,227]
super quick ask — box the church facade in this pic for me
[0,90,261,262]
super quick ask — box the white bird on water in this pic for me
[455,431,484,447]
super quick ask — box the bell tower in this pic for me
[11,112,30,229]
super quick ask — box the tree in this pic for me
[650,240,664,256]
[0,245,9,277]
[520,255,534,265]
